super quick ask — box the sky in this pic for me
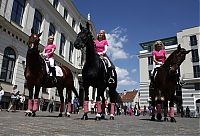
[72,0,199,92]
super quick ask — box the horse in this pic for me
[74,22,118,120]
[24,31,78,117]
[149,44,191,122]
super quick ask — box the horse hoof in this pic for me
[81,115,88,120]
[170,117,176,123]
[58,113,62,117]
[96,117,101,121]
[110,116,114,120]
[164,117,168,121]
[156,113,162,120]
[101,115,106,120]
[150,117,156,121]
[67,114,70,117]
[32,112,36,117]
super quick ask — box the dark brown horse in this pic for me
[149,45,191,122]
[24,32,78,117]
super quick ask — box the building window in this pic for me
[32,9,42,34]
[0,0,2,8]
[53,0,58,9]
[191,49,199,62]
[64,8,68,20]
[148,70,152,79]
[11,0,26,25]
[195,83,200,91]
[0,47,16,83]
[190,35,197,46]
[72,19,76,29]
[148,56,153,65]
[48,23,55,36]
[69,42,74,63]
[193,65,200,78]
[148,46,152,52]
[59,33,65,56]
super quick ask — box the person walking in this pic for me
[7,85,19,112]
[48,96,54,113]
[0,86,4,111]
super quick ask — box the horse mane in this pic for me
[162,50,177,68]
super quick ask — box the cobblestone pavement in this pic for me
[0,110,199,136]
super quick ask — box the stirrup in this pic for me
[53,77,57,83]
[108,77,115,84]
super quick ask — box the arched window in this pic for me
[48,23,55,36]
[32,9,42,33]
[0,47,16,83]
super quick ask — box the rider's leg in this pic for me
[49,58,57,83]
[103,56,115,83]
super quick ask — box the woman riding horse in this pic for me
[24,31,78,117]
[74,22,118,120]
[150,44,191,122]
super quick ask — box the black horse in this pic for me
[74,23,118,120]
[24,32,78,117]
[149,45,191,122]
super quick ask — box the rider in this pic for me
[150,41,167,88]
[94,30,115,83]
[42,35,57,83]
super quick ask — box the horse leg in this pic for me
[151,99,156,121]
[32,86,40,117]
[156,100,162,120]
[108,88,116,120]
[65,88,72,117]
[25,85,34,116]
[169,96,176,123]
[95,88,102,121]
[58,88,64,117]
[163,100,168,121]
[101,94,106,120]
[81,87,89,120]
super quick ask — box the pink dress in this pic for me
[44,44,56,58]
[94,39,108,54]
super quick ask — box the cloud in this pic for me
[106,27,129,60]
[115,67,137,86]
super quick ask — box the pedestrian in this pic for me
[48,96,54,113]
[73,97,79,114]
[90,100,95,114]
[40,96,44,111]
[180,106,184,117]
[7,85,19,112]
[143,105,147,116]
[19,94,25,110]
[0,86,4,111]
[186,106,190,118]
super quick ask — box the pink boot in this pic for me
[67,102,72,113]
[83,101,89,113]
[60,102,64,113]
[110,103,115,116]
[169,107,174,118]
[33,99,38,112]
[96,101,102,113]
[28,99,33,111]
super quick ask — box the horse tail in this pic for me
[72,85,79,99]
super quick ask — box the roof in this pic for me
[120,90,138,103]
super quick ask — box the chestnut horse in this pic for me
[74,23,119,120]
[149,45,191,122]
[24,32,78,117]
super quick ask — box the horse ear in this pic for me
[38,32,42,37]
[31,27,35,34]
[80,24,83,31]
[177,44,181,51]
[86,22,90,31]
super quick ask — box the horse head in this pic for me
[74,22,93,50]
[28,30,42,50]
[167,44,191,74]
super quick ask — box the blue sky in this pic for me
[72,0,199,92]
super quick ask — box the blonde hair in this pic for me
[154,40,164,50]
[48,35,54,40]
[97,30,106,40]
